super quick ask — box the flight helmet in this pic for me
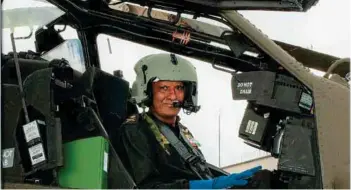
[131,53,200,113]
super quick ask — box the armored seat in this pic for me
[57,66,137,188]
[60,67,136,140]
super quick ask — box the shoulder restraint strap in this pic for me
[144,114,212,179]
[158,124,212,180]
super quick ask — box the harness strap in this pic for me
[144,114,212,179]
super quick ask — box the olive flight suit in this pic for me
[114,112,213,189]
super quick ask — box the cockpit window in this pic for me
[3,0,65,30]
[2,0,83,72]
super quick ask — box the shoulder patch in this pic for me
[123,114,139,125]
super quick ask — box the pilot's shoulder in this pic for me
[122,114,140,125]
[119,114,141,135]
[179,123,193,135]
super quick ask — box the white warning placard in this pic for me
[28,143,46,165]
[23,121,41,143]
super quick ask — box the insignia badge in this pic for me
[186,135,201,149]
[180,125,201,149]
[124,114,137,124]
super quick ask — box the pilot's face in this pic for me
[151,81,185,118]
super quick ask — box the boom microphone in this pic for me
[172,100,182,108]
[172,100,201,113]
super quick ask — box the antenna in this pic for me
[10,30,30,123]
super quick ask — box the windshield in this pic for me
[2,0,65,54]
[3,0,64,30]
[2,0,85,72]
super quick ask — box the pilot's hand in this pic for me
[189,165,262,189]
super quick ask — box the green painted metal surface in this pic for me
[58,136,109,189]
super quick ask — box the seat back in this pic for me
[68,67,137,137]
[1,58,75,184]
[91,68,138,189]
[22,67,65,171]
[56,67,137,188]
[1,67,65,184]
[2,58,49,85]
[93,68,133,135]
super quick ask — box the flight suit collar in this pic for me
[147,111,181,136]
